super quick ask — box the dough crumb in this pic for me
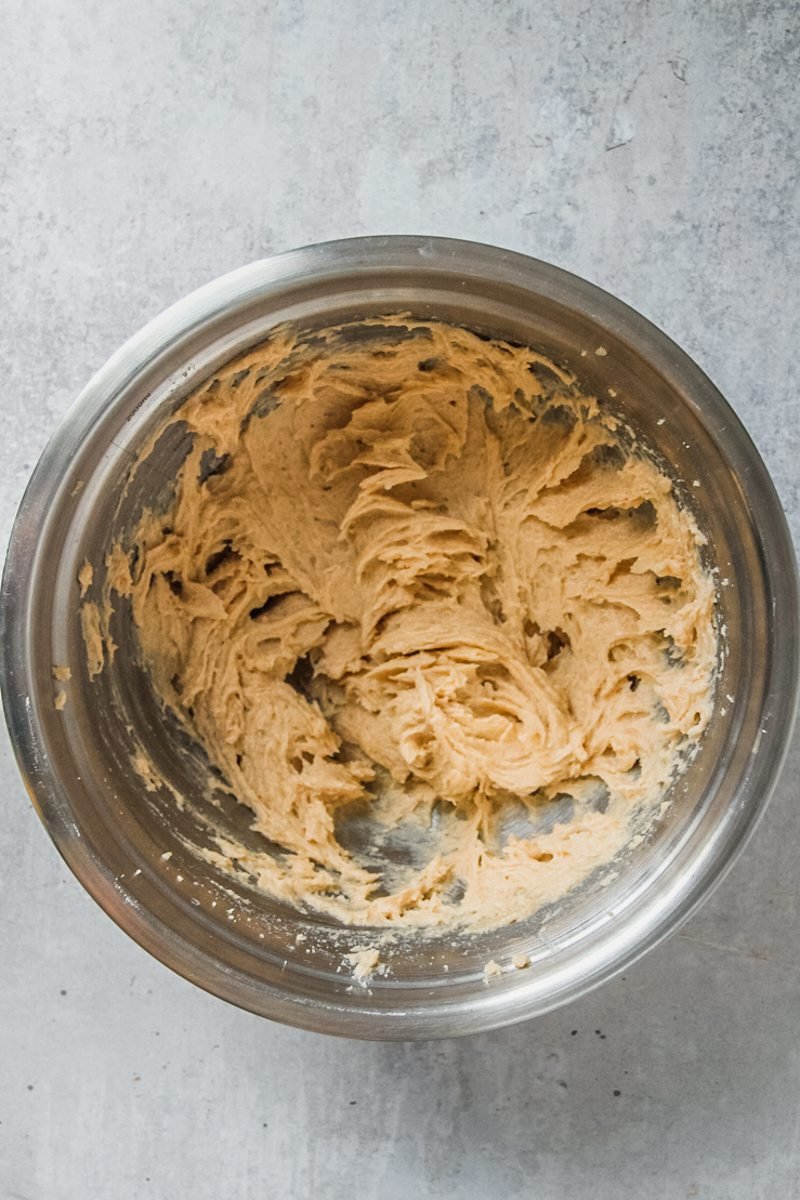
[54,689,67,711]
[78,560,94,596]
[511,953,530,970]
[484,959,503,978]
[106,543,134,593]
[594,345,608,356]
[80,600,113,678]
[347,947,382,981]
[52,664,71,681]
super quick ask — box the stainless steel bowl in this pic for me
[3,236,798,1039]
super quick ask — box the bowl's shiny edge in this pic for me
[2,234,798,1040]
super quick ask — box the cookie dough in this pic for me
[107,318,716,929]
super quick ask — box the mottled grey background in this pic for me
[2,1,799,1197]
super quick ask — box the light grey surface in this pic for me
[1,0,798,1196]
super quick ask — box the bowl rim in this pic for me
[2,234,798,1039]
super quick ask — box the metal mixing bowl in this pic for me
[3,236,798,1039]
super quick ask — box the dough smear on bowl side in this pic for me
[94,317,716,930]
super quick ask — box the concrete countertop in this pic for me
[2,1,798,1196]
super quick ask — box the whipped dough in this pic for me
[101,318,716,929]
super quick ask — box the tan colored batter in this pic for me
[105,318,716,929]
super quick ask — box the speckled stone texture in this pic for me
[1,1,799,1197]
